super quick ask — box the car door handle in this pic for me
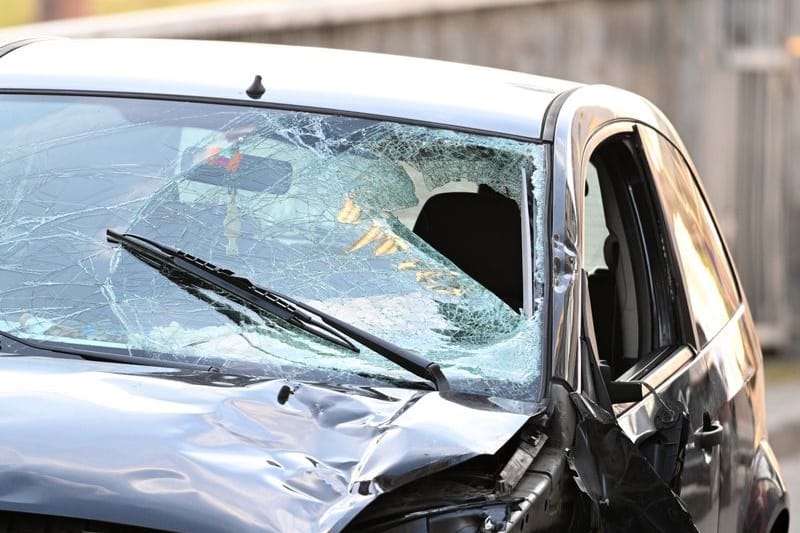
[695,412,723,450]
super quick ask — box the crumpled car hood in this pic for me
[0,356,533,532]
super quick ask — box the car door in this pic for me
[580,124,727,532]
[636,126,758,532]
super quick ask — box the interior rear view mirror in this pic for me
[183,152,292,194]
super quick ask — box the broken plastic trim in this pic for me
[567,392,698,532]
[107,229,451,392]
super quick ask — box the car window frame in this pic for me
[574,125,718,425]
[578,123,694,386]
[637,125,743,349]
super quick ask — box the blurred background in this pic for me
[1,0,799,526]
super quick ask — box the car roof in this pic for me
[0,38,580,140]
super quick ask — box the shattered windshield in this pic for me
[0,94,546,400]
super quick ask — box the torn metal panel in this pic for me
[495,434,546,495]
[342,429,550,532]
[567,392,698,533]
[0,356,534,532]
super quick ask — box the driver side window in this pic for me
[583,131,686,379]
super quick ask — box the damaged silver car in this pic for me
[0,37,788,532]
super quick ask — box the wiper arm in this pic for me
[106,229,450,392]
[107,229,358,352]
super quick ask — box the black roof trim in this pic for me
[540,86,580,142]
[0,88,546,143]
[0,37,55,60]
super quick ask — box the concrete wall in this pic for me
[1,0,796,346]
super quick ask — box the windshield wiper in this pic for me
[106,229,450,392]
[0,329,218,372]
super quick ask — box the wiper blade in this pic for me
[106,229,450,392]
[107,230,357,352]
[0,329,218,372]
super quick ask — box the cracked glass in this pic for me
[0,94,546,400]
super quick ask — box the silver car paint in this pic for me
[0,355,533,532]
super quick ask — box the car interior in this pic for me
[412,183,524,312]
[584,134,683,380]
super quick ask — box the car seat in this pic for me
[588,233,623,376]
[412,184,523,311]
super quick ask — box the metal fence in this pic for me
[2,0,797,348]
[723,0,793,348]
